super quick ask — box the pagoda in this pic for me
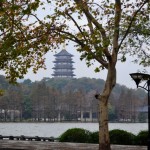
[52,49,75,78]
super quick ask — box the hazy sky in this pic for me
[0,42,147,89]
[22,43,150,89]
[1,1,149,90]
[22,1,150,89]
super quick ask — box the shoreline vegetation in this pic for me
[59,128,148,146]
[0,76,147,123]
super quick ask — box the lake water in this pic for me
[0,122,148,138]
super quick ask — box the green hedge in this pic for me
[109,129,136,145]
[59,128,148,145]
[59,128,91,143]
[136,130,148,145]
[89,131,99,143]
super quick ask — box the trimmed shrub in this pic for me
[59,128,91,143]
[109,129,136,145]
[136,130,148,145]
[59,128,148,145]
[90,131,99,143]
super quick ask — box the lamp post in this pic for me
[130,72,150,150]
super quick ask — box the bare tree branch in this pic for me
[65,10,88,42]
[112,0,121,57]
[74,0,111,61]
[87,2,105,10]
[56,29,108,68]
[118,0,149,49]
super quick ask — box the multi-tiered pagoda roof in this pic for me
[52,49,75,78]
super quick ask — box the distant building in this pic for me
[52,49,75,78]
[137,105,148,122]
[77,111,98,122]
[0,109,21,121]
[138,106,148,113]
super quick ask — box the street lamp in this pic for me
[130,72,150,150]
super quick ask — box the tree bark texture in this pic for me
[98,65,116,150]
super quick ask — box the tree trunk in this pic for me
[98,65,116,150]
[99,96,110,150]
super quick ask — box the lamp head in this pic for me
[130,73,143,88]
[130,73,150,88]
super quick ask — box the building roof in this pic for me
[137,106,148,112]
[52,65,75,69]
[54,49,73,57]
[53,60,74,63]
[52,72,75,76]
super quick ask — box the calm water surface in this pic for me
[0,123,147,137]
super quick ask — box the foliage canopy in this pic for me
[0,0,149,82]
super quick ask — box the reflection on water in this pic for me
[0,123,148,137]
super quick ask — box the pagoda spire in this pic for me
[63,43,66,49]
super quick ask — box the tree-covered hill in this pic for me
[42,77,146,99]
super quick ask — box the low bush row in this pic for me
[58,128,148,145]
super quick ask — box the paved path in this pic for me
[0,140,147,150]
